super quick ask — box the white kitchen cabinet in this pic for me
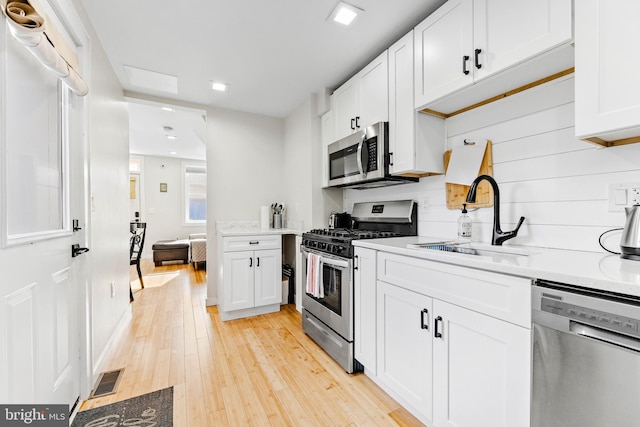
[353,247,377,373]
[433,300,531,427]
[320,109,333,188]
[414,0,572,114]
[575,0,640,145]
[388,30,444,176]
[377,281,434,425]
[219,234,282,321]
[367,250,532,426]
[333,51,388,141]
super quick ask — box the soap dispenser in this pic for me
[458,203,472,241]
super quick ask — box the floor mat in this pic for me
[72,387,173,427]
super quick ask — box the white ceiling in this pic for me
[80,0,446,159]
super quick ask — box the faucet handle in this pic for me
[514,216,525,232]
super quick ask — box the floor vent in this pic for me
[90,368,125,399]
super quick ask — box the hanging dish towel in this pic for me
[305,253,324,298]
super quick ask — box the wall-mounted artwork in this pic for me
[160,183,167,193]
[130,178,136,199]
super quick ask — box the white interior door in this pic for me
[0,12,89,413]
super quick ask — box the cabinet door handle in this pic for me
[462,55,470,75]
[389,152,394,166]
[257,257,260,267]
[421,309,429,330]
[474,48,482,69]
[434,316,443,338]
[249,257,253,267]
[353,254,359,270]
[355,116,360,128]
[249,241,259,245]
[351,118,356,130]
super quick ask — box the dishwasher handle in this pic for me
[571,321,640,353]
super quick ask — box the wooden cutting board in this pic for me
[443,141,494,210]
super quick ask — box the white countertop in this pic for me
[353,236,640,297]
[216,221,303,237]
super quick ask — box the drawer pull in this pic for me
[421,309,429,330]
[434,316,443,338]
[474,48,482,69]
[249,241,259,245]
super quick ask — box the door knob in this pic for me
[71,243,90,257]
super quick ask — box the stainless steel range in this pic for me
[301,200,417,373]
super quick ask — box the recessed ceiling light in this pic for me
[328,1,363,26]
[167,135,177,140]
[210,81,228,92]
[161,107,175,112]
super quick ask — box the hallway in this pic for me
[78,260,423,426]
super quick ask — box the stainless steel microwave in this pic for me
[327,121,418,189]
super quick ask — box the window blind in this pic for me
[1,0,88,96]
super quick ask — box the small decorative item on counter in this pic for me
[458,203,472,241]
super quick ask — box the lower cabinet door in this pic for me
[223,250,254,311]
[354,247,377,372]
[433,300,531,427]
[253,248,282,307]
[377,281,433,424]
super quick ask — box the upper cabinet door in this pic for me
[359,51,389,129]
[414,0,473,108]
[333,51,389,142]
[575,0,640,143]
[333,76,360,141]
[473,0,572,81]
[389,31,416,175]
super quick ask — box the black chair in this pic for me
[130,222,147,289]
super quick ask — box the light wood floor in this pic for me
[79,259,425,426]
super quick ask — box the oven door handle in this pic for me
[320,257,350,269]
[301,248,350,269]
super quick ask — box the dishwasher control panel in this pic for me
[541,297,640,338]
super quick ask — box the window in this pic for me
[184,163,206,224]
[2,18,70,246]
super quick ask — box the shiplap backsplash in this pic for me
[344,75,640,253]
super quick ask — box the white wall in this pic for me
[74,0,132,382]
[206,107,285,302]
[283,94,342,231]
[137,155,206,258]
[345,75,640,253]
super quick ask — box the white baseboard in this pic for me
[90,307,132,386]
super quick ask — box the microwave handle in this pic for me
[356,134,367,177]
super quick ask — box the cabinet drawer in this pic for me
[223,234,281,252]
[377,252,531,328]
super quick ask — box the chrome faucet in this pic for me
[465,174,525,246]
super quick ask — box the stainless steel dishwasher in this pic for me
[532,280,640,427]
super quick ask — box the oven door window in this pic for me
[309,263,343,316]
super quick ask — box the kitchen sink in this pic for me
[406,241,536,257]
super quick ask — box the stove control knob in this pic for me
[326,244,333,253]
